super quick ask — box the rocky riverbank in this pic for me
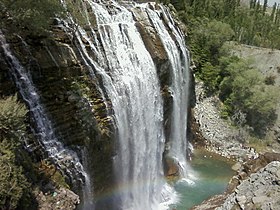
[190,80,280,209]
[191,152,280,210]
[218,162,280,210]
[192,81,258,162]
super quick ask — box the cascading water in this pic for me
[0,30,93,208]
[74,2,172,209]
[146,5,192,179]
[95,5,168,210]
[1,0,192,209]
[69,0,190,209]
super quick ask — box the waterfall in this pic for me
[146,5,191,178]
[92,4,167,209]
[69,0,190,209]
[1,0,191,209]
[0,30,92,205]
[76,1,170,209]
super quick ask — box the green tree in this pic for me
[0,0,64,34]
[200,62,221,93]
[219,59,279,134]
[0,96,31,209]
[263,0,268,15]
[189,19,234,91]
[271,3,277,21]
[0,139,30,210]
[0,96,27,141]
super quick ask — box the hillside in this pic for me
[229,43,280,147]
[230,43,280,85]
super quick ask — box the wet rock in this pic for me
[0,54,17,96]
[35,188,80,210]
[134,12,168,61]
[163,156,180,178]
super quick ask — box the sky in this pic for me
[267,0,280,6]
[242,0,280,7]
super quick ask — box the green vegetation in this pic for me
[170,0,280,49]
[219,58,278,133]
[159,0,280,135]
[0,95,27,140]
[63,0,89,27]
[0,96,29,209]
[0,0,64,34]
[0,96,69,209]
[0,139,30,210]
[0,0,94,35]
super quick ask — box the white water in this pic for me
[147,5,191,179]
[95,5,166,210]
[2,0,192,209]
[71,1,180,209]
[68,0,192,208]
[0,30,87,186]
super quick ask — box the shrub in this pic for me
[0,95,27,141]
[277,66,280,73]
[264,75,276,85]
[1,0,64,35]
[219,59,279,135]
[0,139,30,210]
[0,96,31,209]
[200,62,222,93]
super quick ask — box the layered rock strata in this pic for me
[0,0,190,204]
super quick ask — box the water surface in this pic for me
[172,149,235,210]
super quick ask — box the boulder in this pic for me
[192,155,280,210]
[163,156,180,178]
[218,161,280,210]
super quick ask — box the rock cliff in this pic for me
[0,0,190,206]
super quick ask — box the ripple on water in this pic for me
[171,149,235,210]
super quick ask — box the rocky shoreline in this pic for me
[191,80,280,210]
[218,161,280,210]
[191,153,280,210]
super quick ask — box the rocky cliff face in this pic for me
[0,0,190,204]
[0,25,115,196]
